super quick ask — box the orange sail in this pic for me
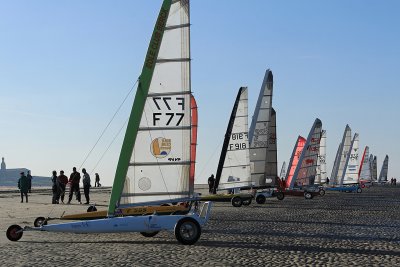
[190,95,198,193]
[285,136,306,188]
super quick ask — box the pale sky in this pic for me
[0,1,399,185]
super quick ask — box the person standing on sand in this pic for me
[82,168,91,204]
[51,170,59,204]
[18,172,29,203]
[27,170,32,193]
[68,167,81,204]
[208,174,215,194]
[57,170,69,203]
[95,173,100,187]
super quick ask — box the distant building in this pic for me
[0,157,51,187]
[0,157,30,180]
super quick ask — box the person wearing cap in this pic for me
[57,170,69,203]
[18,172,29,203]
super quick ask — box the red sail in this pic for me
[285,136,306,188]
[190,95,198,193]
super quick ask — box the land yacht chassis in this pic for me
[7,199,212,245]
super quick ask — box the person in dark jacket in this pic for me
[18,172,29,203]
[68,167,81,204]
[82,168,91,204]
[57,170,69,203]
[208,174,215,194]
[27,170,32,193]
[95,173,100,187]
[51,170,59,204]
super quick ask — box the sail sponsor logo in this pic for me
[151,137,171,158]
[145,8,168,70]
[305,159,314,165]
[138,177,152,191]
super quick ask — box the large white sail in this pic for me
[249,70,275,187]
[340,133,359,185]
[289,119,322,189]
[315,129,326,184]
[378,155,389,182]
[331,125,352,185]
[121,1,192,205]
[359,146,371,181]
[330,142,342,185]
[217,87,252,190]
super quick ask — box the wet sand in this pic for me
[0,186,399,266]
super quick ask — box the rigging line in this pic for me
[196,139,222,181]
[91,118,129,174]
[78,78,139,170]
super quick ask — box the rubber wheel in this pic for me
[304,192,313,199]
[256,194,266,204]
[231,196,243,207]
[87,205,97,212]
[140,231,160,238]
[6,225,23,241]
[34,217,48,227]
[319,189,326,196]
[174,217,201,245]
[242,198,252,206]
[276,192,285,201]
[357,188,362,193]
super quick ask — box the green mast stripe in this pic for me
[107,0,173,216]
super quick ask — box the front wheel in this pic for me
[276,192,285,201]
[174,218,201,245]
[140,231,159,238]
[256,194,266,204]
[34,217,48,227]
[319,189,326,196]
[87,205,97,212]
[6,225,23,241]
[304,192,313,199]
[231,196,243,207]
[357,188,362,193]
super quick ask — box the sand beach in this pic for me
[0,186,399,266]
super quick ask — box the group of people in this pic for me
[390,177,397,186]
[17,168,101,205]
[51,168,100,205]
[17,171,32,203]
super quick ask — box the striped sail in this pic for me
[114,0,192,206]
[378,155,389,182]
[341,133,359,185]
[289,119,322,189]
[249,70,275,187]
[315,129,326,184]
[359,146,371,181]
[285,136,306,188]
[216,87,251,190]
[331,125,352,185]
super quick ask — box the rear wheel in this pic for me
[256,194,266,204]
[276,192,285,201]
[175,218,201,245]
[87,205,97,212]
[357,188,362,193]
[319,189,326,196]
[231,196,243,207]
[242,198,252,206]
[140,231,159,238]
[34,217,48,227]
[6,225,23,241]
[304,192,313,199]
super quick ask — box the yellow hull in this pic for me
[61,205,189,220]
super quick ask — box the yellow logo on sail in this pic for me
[151,137,171,158]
